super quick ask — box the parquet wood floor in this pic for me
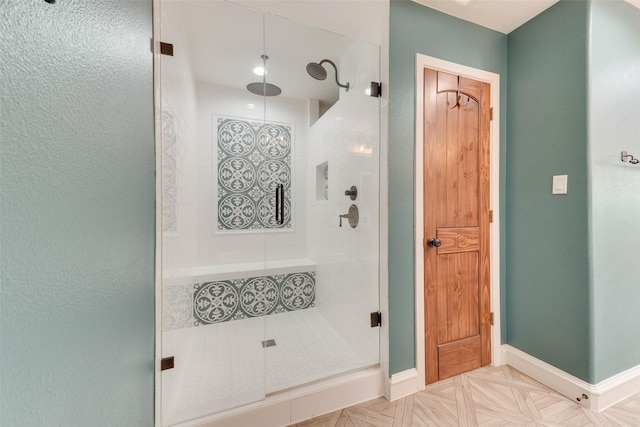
[290,365,640,426]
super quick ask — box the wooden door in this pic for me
[423,68,491,384]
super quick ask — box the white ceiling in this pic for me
[625,0,640,9]
[412,0,560,34]
[172,0,566,104]
[177,1,355,104]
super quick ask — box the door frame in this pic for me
[414,53,502,388]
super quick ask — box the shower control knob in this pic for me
[427,237,441,248]
[344,186,357,200]
[339,204,359,229]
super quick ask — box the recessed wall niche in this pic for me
[315,162,328,201]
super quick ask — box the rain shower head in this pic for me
[246,82,282,97]
[247,54,282,97]
[306,59,349,91]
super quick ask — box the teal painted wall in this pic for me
[589,0,640,383]
[388,0,507,375]
[506,0,591,381]
[0,1,155,425]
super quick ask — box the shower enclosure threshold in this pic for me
[265,363,380,397]
[169,366,385,427]
[162,308,379,426]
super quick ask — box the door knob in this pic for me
[427,237,441,248]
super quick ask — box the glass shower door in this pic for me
[158,1,269,425]
[158,0,381,425]
[262,14,381,394]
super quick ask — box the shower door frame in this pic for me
[153,2,163,425]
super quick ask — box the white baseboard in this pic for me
[184,367,384,427]
[386,368,419,401]
[590,362,640,411]
[502,344,640,411]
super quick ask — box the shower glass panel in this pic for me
[263,13,381,393]
[158,1,380,425]
[159,2,268,425]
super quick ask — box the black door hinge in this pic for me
[369,81,382,98]
[161,356,174,371]
[159,42,174,56]
[370,311,382,327]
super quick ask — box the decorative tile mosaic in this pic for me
[216,116,293,231]
[193,272,315,325]
[162,111,178,233]
[163,283,194,331]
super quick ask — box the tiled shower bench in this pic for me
[162,259,316,330]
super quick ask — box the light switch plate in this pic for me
[552,175,568,195]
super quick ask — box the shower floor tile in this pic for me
[161,308,371,426]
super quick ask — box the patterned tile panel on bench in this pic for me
[216,116,293,231]
[163,283,194,331]
[193,272,315,325]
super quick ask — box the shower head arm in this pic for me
[319,59,350,91]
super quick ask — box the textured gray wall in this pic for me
[0,1,155,425]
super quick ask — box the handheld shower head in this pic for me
[305,59,349,91]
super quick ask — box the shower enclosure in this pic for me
[157,1,381,425]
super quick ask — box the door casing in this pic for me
[414,53,502,388]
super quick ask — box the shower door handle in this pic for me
[275,185,280,224]
[279,185,285,225]
[275,184,285,225]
